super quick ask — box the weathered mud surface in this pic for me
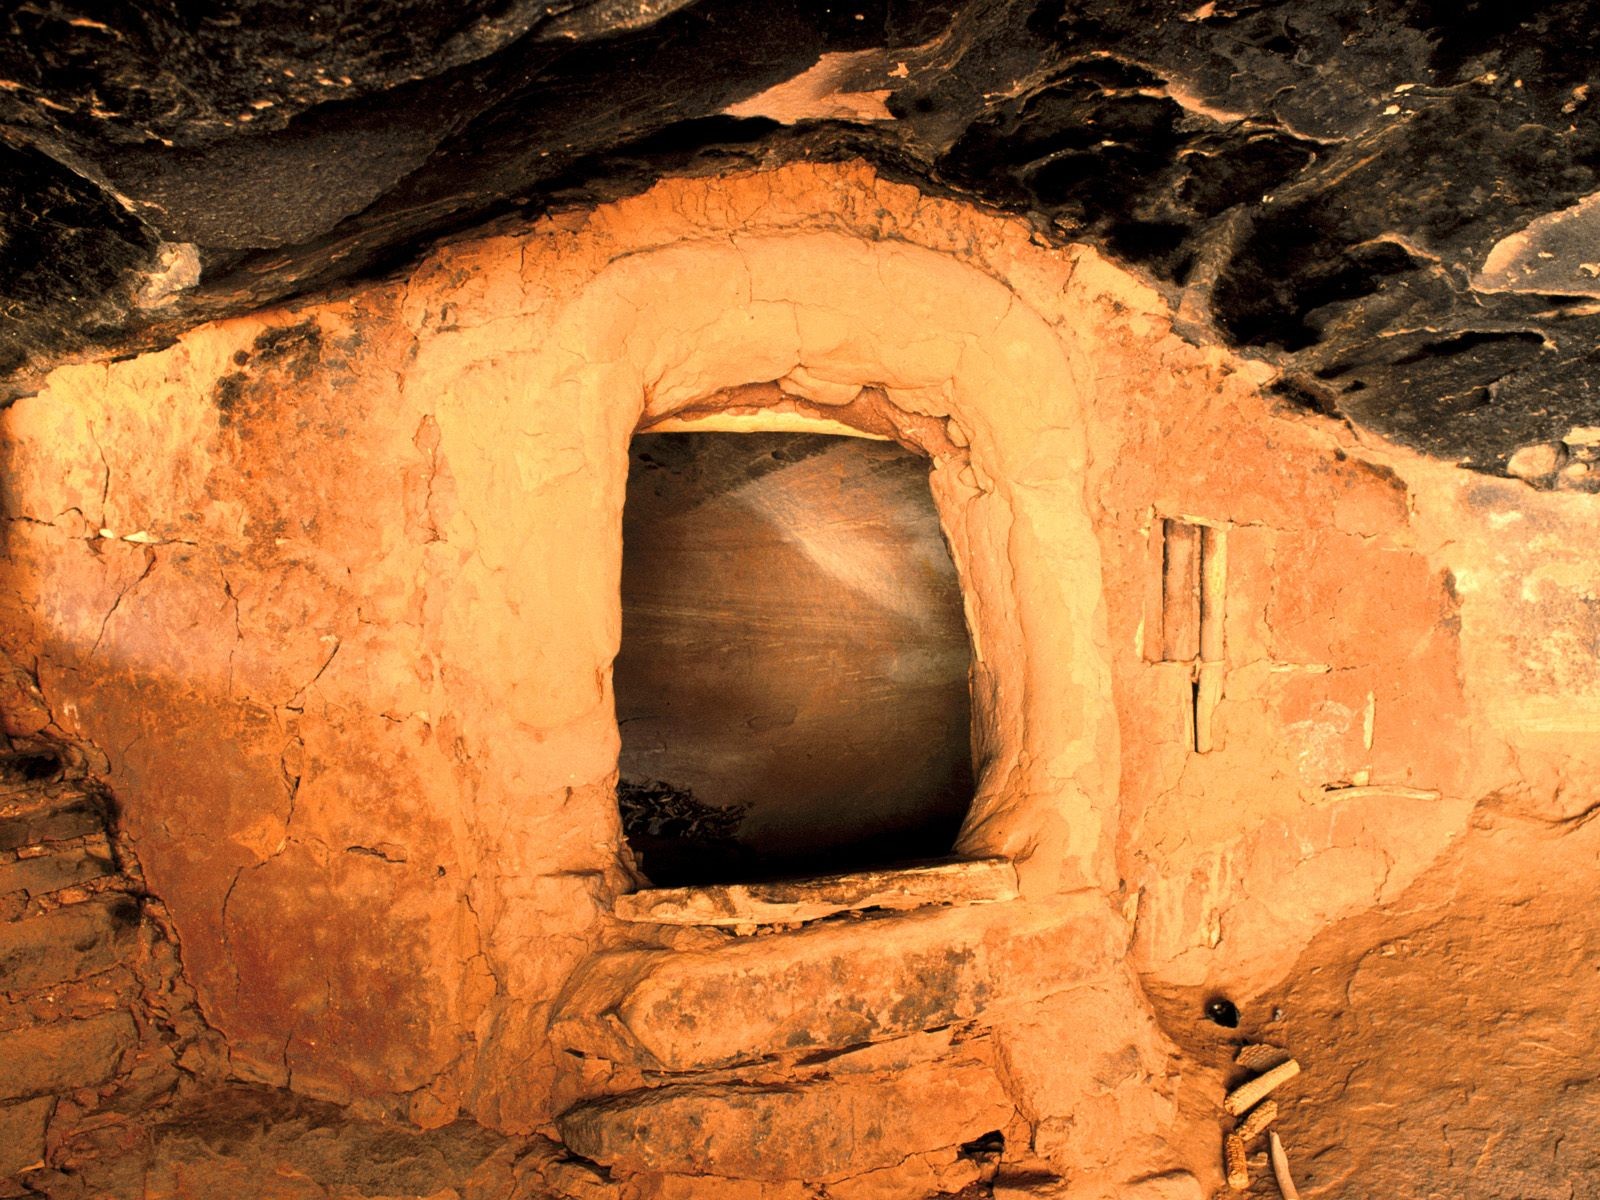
[1152,803,1600,1198]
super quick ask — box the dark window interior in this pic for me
[615,432,975,886]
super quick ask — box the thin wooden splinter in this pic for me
[1225,1058,1300,1115]
[1224,1133,1249,1190]
[1269,1131,1301,1200]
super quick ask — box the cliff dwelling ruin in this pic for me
[3,4,1600,1200]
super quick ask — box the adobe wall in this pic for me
[1,161,1596,1188]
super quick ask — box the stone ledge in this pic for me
[553,894,1122,1070]
[557,1055,1013,1182]
[612,857,1019,928]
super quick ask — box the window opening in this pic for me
[615,431,975,886]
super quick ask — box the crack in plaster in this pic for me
[282,637,340,713]
[221,573,243,698]
[89,546,156,656]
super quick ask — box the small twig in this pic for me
[1269,1131,1302,1200]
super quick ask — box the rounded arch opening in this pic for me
[501,229,1120,896]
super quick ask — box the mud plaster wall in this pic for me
[0,162,1597,1137]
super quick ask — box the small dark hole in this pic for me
[1205,996,1240,1027]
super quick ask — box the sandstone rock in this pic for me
[0,1012,134,1101]
[557,1056,1012,1182]
[0,837,116,899]
[1123,1170,1205,1200]
[0,1094,53,1176]
[0,897,137,991]
[993,1170,1202,1200]
[992,1179,1072,1199]
[0,792,108,852]
[819,1148,984,1200]
[1506,442,1564,481]
[136,1084,519,1200]
[993,972,1184,1185]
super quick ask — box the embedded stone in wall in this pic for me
[133,1084,518,1200]
[557,1057,1013,1182]
[0,834,116,902]
[0,1095,51,1177]
[0,748,211,1185]
[0,791,108,850]
[0,896,138,991]
[0,1012,135,1101]
[554,896,1121,1070]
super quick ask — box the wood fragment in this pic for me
[1194,661,1224,752]
[1161,518,1201,661]
[1198,522,1227,662]
[1269,1131,1301,1200]
[1319,783,1440,802]
[1235,1098,1278,1143]
[1224,1058,1300,1115]
[1224,1132,1249,1190]
[1236,1042,1290,1071]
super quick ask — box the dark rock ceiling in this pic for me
[5,0,1600,478]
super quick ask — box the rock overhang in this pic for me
[4,1,1600,479]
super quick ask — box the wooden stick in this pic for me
[1199,523,1227,662]
[1194,660,1224,752]
[1269,1131,1301,1200]
[1161,519,1201,661]
[1320,784,1440,802]
[1225,1058,1300,1115]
